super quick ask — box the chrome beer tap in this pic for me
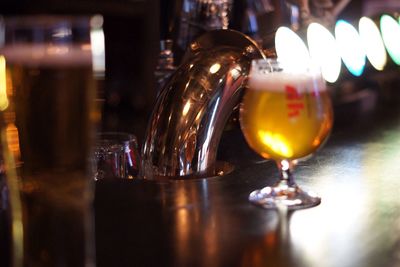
[143,30,265,179]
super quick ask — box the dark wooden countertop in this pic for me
[94,96,400,267]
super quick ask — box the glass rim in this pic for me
[94,143,125,154]
[0,14,103,29]
[97,132,138,144]
[251,58,280,70]
[251,58,290,66]
[250,58,323,75]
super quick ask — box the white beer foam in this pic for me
[248,71,326,93]
[1,44,92,67]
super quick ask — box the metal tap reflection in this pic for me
[164,180,221,267]
[239,210,299,267]
[157,177,248,267]
[142,29,265,179]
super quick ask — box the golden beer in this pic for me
[0,43,97,266]
[240,71,333,160]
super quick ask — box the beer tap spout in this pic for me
[142,29,265,179]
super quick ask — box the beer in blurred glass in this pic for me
[0,17,98,267]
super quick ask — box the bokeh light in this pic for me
[335,20,366,76]
[380,14,400,65]
[359,17,387,71]
[275,26,311,72]
[307,23,341,83]
[0,56,9,111]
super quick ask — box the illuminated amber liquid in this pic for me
[0,45,96,267]
[240,73,333,160]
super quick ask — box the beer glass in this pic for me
[240,59,333,209]
[93,132,141,180]
[0,15,102,266]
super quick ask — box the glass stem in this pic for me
[277,159,296,187]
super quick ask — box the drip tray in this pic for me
[150,161,235,181]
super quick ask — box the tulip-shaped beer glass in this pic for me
[240,59,333,209]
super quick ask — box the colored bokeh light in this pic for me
[335,20,366,76]
[380,14,400,65]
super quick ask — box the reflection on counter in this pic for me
[162,180,227,267]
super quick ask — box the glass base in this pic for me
[249,184,321,210]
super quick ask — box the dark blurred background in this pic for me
[0,0,161,144]
[0,0,397,146]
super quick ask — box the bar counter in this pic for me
[95,97,400,267]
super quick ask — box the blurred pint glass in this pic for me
[0,15,103,267]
